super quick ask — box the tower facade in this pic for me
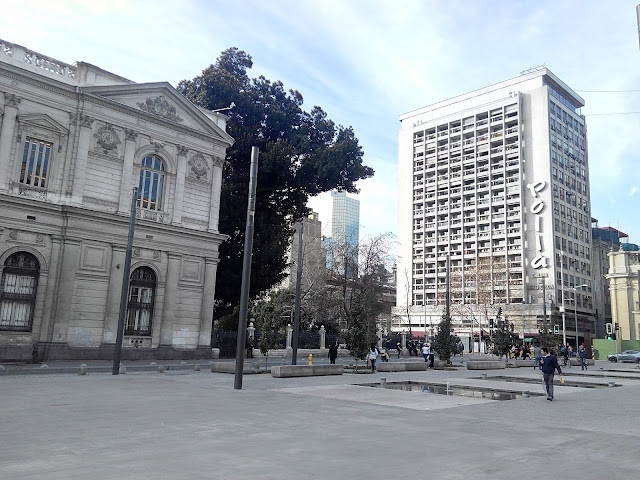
[396,68,594,346]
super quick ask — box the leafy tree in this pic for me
[491,309,517,359]
[177,48,374,320]
[433,311,458,364]
[252,290,290,369]
[344,303,377,371]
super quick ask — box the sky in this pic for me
[2,0,639,242]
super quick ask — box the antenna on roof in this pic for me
[520,64,546,75]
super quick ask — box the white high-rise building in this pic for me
[395,68,595,348]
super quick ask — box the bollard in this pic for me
[150,362,157,366]
[194,364,200,372]
[308,354,313,366]
[40,363,49,369]
[608,382,616,388]
[482,373,487,379]
[522,391,530,398]
[380,377,387,385]
[446,382,450,394]
[158,366,165,373]
[180,361,187,365]
[78,364,87,376]
[119,364,126,374]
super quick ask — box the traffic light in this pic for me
[553,325,559,334]
[489,319,494,329]
[606,323,613,335]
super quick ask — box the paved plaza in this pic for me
[1,360,639,480]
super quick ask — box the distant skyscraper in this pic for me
[325,191,360,273]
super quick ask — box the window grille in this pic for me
[0,252,39,331]
[125,267,156,336]
[20,137,51,188]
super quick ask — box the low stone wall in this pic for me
[569,358,595,366]
[210,362,258,374]
[513,359,536,367]
[271,364,344,378]
[377,361,427,372]
[466,360,506,370]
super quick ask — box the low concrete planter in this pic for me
[377,362,427,372]
[569,358,595,366]
[271,364,343,378]
[466,360,506,370]
[210,362,258,374]
[514,359,536,367]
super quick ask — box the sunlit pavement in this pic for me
[1,360,639,480]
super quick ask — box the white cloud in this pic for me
[630,186,638,197]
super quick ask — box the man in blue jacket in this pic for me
[540,347,562,401]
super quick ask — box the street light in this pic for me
[560,250,567,346]
[573,284,589,352]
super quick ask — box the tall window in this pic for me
[0,252,39,331]
[137,155,165,211]
[125,267,156,336]
[20,137,52,188]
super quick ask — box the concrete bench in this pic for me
[271,364,343,378]
[569,358,595,366]
[466,360,506,370]
[377,361,427,372]
[211,362,258,374]
[513,359,536,367]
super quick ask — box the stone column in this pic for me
[198,257,218,347]
[208,156,224,232]
[38,236,62,343]
[286,324,293,349]
[401,331,407,349]
[377,329,383,348]
[0,94,20,192]
[51,239,81,343]
[118,129,138,213]
[103,246,126,344]
[159,253,181,346]
[319,325,326,350]
[70,114,94,205]
[172,145,189,225]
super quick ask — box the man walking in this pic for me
[578,343,588,370]
[421,342,430,362]
[328,343,338,365]
[533,344,542,370]
[540,347,562,401]
[428,343,435,369]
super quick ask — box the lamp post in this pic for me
[560,250,567,346]
[573,284,589,352]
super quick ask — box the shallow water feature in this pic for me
[362,381,538,400]
[483,375,618,388]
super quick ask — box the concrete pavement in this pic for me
[1,362,639,479]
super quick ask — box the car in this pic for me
[607,350,640,363]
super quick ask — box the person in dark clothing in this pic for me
[396,342,402,358]
[578,343,588,370]
[328,344,338,364]
[521,345,529,360]
[245,336,254,358]
[540,347,562,401]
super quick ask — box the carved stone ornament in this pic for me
[188,153,210,180]
[80,114,95,128]
[137,96,183,122]
[176,145,189,156]
[124,128,139,142]
[5,93,21,108]
[152,141,164,154]
[94,124,121,154]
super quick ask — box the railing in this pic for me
[0,39,77,79]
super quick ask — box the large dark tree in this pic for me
[178,48,373,317]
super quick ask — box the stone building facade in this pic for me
[606,250,640,341]
[0,40,232,361]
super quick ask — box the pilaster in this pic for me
[198,257,219,346]
[38,236,63,343]
[172,145,188,225]
[0,94,20,191]
[103,246,127,343]
[208,156,224,232]
[70,114,95,204]
[159,253,181,345]
[51,239,81,343]
[118,129,138,213]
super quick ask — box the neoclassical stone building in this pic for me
[0,40,232,361]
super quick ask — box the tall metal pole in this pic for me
[234,147,259,390]
[445,254,450,319]
[112,187,138,375]
[560,250,567,346]
[574,289,579,352]
[291,220,304,365]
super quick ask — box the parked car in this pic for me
[607,350,640,363]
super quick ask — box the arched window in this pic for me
[125,266,156,336]
[0,252,40,331]
[137,155,165,211]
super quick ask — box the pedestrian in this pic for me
[458,341,464,357]
[245,335,254,359]
[396,342,402,358]
[521,345,529,360]
[385,339,392,351]
[381,346,390,362]
[561,344,569,367]
[568,345,573,358]
[421,342,430,362]
[328,343,338,365]
[533,344,542,370]
[578,343,588,370]
[368,344,379,372]
[428,343,435,369]
[540,347,562,401]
